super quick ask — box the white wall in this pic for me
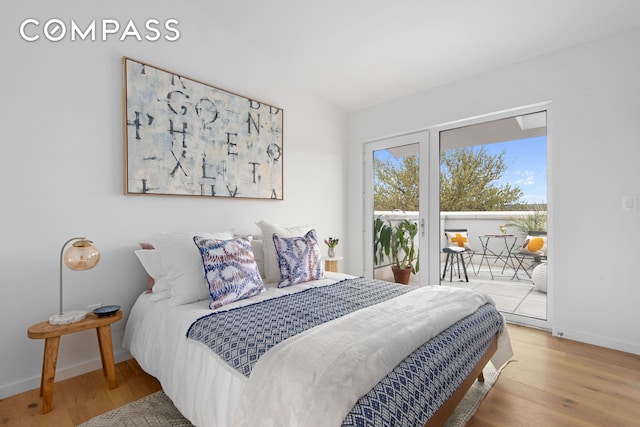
[1,2,346,398]
[347,28,640,355]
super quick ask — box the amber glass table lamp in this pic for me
[48,237,101,325]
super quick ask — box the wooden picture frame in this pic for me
[122,57,283,199]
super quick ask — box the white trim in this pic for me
[433,102,552,329]
[544,104,554,329]
[429,101,551,134]
[552,328,640,355]
[363,131,429,284]
[0,349,131,400]
[427,129,440,285]
[504,313,549,331]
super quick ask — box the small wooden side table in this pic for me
[27,310,122,413]
[324,256,343,273]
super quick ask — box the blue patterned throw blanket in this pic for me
[187,278,504,426]
[343,303,501,426]
[186,277,412,377]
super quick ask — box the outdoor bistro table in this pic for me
[477,234,519,279]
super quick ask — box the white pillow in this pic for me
[256,221,311,283]
[519,235,547,256]
[250,238,265,278]
[134,249,170,294]
[445,230,472,250]
[153,230,234,306]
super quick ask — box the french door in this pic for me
[432,104,550,328]
[363,130,441,286]
[362,104,551,329]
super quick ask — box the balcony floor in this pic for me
[374,261,547,320]
[441,265,547,320]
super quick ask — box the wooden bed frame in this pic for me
[424,333,499,426]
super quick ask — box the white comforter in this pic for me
[233,286,496,427]
[124,273,353,426]
[123,273,510,427]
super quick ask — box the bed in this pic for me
[123,225,512,426]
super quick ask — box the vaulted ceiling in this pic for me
[190,0,640,112]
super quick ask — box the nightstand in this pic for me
[27,310,122,413]
[324,256,343,273]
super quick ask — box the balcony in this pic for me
[373,210,547,321]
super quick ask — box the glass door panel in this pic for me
[363,131,430,286]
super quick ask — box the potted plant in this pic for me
[324,237,339,258]
[507,204,547,236]
[373,217,419,284]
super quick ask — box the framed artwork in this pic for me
[122,57,283,199]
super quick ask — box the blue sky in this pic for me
[479,136,547,204]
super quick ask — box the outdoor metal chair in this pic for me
[512,231,547,279]
[442,228,477,282]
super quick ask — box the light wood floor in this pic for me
[1,324,639,426]
[470,324,640,427]
[0,358,161,426]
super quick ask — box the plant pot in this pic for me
[391,265,412,285]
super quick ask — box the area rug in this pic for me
[444,362,499,427]
[77,391,193,427]
[79,363,499,427]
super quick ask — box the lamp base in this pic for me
[49,310,87,325]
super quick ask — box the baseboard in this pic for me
[503,312,550,331]
[0,349,131,400]
[503,314,640,356]
[552,327,640,356]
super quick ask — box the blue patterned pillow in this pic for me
[193,236,265,309]
[273,229,323,288]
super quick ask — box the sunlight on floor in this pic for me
[440,265,547,320]
[374,263,547,320]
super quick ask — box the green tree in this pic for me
[374,148,523,212]
[374,155,419,211]
[440,147,522,211]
